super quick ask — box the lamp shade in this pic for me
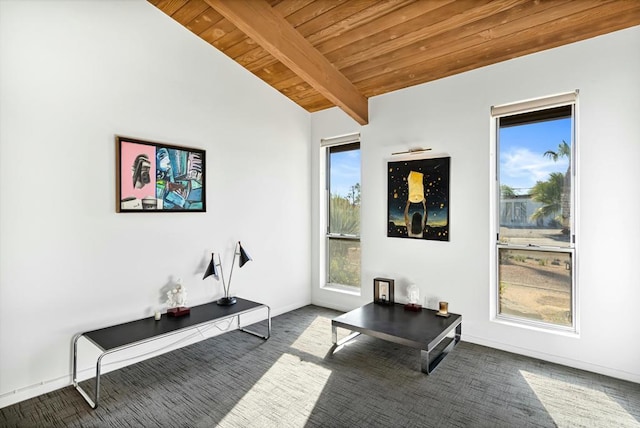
[238,242,252,267]
[202,243,251,306]
[202,253,220,280]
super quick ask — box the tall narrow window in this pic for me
[493,93,577,331]
[324,139,361,289]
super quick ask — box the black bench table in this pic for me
[331,302,461,374]
[72,297,270,408]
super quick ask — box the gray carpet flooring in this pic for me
[1,305,639,427]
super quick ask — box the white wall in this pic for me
[311,26,640,383]
[0,0,311,407]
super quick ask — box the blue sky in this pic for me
[329,117,570,198]
[330,149,361,197]
[500,118,571,193]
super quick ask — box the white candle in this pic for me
[154,311,161,321]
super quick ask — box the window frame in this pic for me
[491,92,579,334]
[320,135,361,292]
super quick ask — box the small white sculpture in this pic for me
[407,284,420,304]
[166,278,187,308]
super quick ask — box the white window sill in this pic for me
[492,315,579,338]
[322,284,361,296]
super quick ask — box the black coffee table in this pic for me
[331,302,461,374]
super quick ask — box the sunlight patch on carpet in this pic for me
[290,316,335,359]
[218,353,331,427]
[520,370,639,427]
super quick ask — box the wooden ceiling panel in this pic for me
[324,0,523,71]
[342,0,573,85]
[209,27,252,53]
[358,0,640,97]
[151,0,189,15]
[313,1,456,55]
[219,37,259,59]
[231,44,271,68]
[275,0,530,97]
[271,0,317,18]
[150,0,640,123]
[170,0,210,24]
[292,0,378,37]
[293,91,335,113]
[183,8,223,35]
[199,16,238,44]
[285,0,349,27]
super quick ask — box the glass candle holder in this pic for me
[438,301,449,314]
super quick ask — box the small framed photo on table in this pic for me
[374,278,394,304]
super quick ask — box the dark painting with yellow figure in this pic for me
[387,156,450,241]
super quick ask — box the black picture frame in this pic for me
[387,156,450,240]
[116,136,206,212]
[374,277,394,304]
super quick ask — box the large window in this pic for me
[492,93,577,331]
[324,139,361,289]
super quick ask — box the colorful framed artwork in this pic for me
[115,136,206,212]
[387,156,450,241]
[374,277,394,304]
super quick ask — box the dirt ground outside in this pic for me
[499,251,572,327]
[500,227,571,247]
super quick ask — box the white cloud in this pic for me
[501,148,568,192]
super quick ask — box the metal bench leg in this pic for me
[73,334,110,409]
[239,305,271,340]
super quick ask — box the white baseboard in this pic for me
[462,334,640,384]
[270,301,310,317]
[309,298,354,313]
[0,376,71,410]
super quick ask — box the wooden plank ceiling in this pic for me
[150,0,640,125]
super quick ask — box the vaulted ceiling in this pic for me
[150,0,640,125]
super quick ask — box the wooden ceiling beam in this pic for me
[204,0,368,125]
[236,1,413,72]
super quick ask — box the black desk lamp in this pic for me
[203,241,252,306]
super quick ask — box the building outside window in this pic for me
[492,93,577,331]
[322,136,361,289]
